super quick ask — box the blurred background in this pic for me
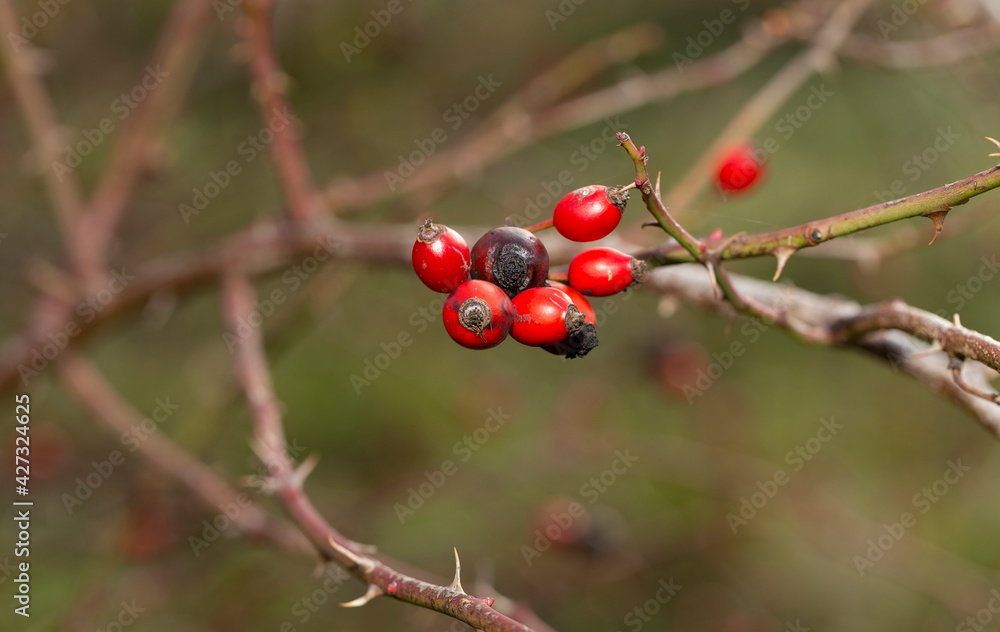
[3,0,1000,630]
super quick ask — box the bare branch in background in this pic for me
[2,0,1000,627]
[645,266,1000,435]
[0,0,87,274]
[240,0,324,221]
[663,0,876,216]
[322,18,789,213]
[837,23,1000,68]
[221,274,543,632]
[84,0,217,271]
[57,352,311,554]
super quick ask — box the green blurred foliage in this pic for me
[3,0,1000,631]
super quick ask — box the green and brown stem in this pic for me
[637,164,1000,267]
[221,274,533,632]
[616,132,813,337]
[616,132,704,259]
[618,132,749,327]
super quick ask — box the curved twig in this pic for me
[241,0,323,221]
[638,163,1000,267]
[221,274,535,632]
[663,0,876,216]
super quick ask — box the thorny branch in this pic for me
[240,0,323,222]
[5,0,1000,629]
[619,132,1000,407]
[57,353,312,555]
[221,274,534,632]
[644,266,1000,435]
[663,0,877,217]
[637,164,1000,269]
[322,16,792,214]
[83,0,217,274]
[0,0,87,274]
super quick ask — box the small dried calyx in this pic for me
[607,184,631,212]
[630,257,648,283]
[564,304,586,334]
[458,298,490,334]
[416,218,446,243]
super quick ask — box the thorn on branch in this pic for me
[987,136,1000,158]
[705,261,721,299]
[449,547,465,593]
[925,209,949,245]
[345,538,379,554]
[443,548,496,609]
[340,583,384,608]
[290,453,319,490]
[328,535,376,575]
[949,357,1000,404]
[772,245,796,281]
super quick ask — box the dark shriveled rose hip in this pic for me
[470,227,549,298]
[542,323,599,359]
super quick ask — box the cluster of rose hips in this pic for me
[411,185,645,358]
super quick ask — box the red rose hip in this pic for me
[470,227,549,298]
[541,282,600,359]
[412,219,471,293]
[442,280,515,349]
[553,184,629,242]
[568,247,646,297]
[510,287,587,347]
[715,143,765,194]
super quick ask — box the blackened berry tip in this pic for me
[607,185,630,213]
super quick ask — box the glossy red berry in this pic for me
[538,281,600,359]
[442,280,515,349]
[553,185,629,242]
[510,287,587,347]
[568,247,646,297]
[715,143,765,194]
[547,281,596,326]
[412,219,471,293]
[470,227,549,298]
